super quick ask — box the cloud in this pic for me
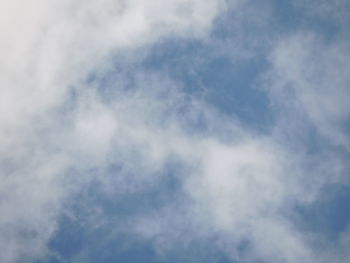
[267,32,350,151]
[127,4,350,263]
[1,1,350,263]
[0,0,228,262]
[261,15,350,263]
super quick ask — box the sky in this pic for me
[1,1,350,263]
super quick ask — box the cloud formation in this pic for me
[0,1,349,263]
[0,0,228,261]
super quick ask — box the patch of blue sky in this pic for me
[294,184,350,240]
[40,163,185,261]
[142,38,274,133]
[267,0,340,40]
[41,158,262,263]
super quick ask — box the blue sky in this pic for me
[1,1,350,263]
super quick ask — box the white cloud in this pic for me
[267,32,350,151]
[1,1,349,263]
[0,0,227,262]
[262,29,350,263]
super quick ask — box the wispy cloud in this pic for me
[0,1,349,263]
